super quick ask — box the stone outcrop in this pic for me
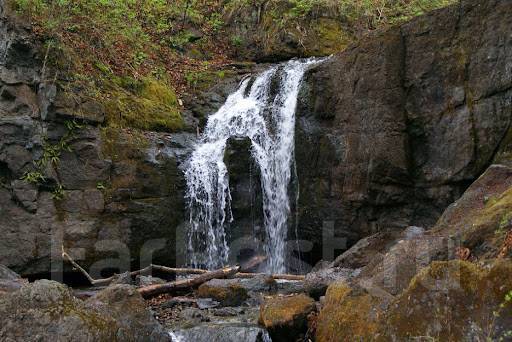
[316,259,512,341]
[296,0,512,265]
[314,162,512,340]
[0,3,194,277]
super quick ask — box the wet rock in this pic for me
[11,179,38,212]
[224,136,265,262]
[258,294,316,342]
[0,9,192,277]
[240,275,278,293]
[179,307,210,324]
[196,298,220,309]
[197,279,249,307]
[161,296,197,309]
[172,324,270,342]
[211,307,245,317]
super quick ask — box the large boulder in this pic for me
[0,280,170,341]
[383,260,512,340]
[197,279,249,307]
[315,281,387,342]
[316,259,512,341]
[86,284,170,341]
[258,294,316,342]
[433,164,512,259]
[295,0,512,265]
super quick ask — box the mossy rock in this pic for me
[102,77,184,132]
[315,282,384,342]
[433,165,512,259]
[383,260,512,341]
[0,280,117,341]
[197,279,249,307]
[259,294,315,342]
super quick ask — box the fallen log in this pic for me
[62,246,304,288]
[61,247,207,286]
[138,265,241,298]
[239,255,267,272]
[235,273,305,281]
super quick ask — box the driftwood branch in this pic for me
[138,265,241,299]
[61,247,206,286]
[235,273,304,281]
[62,246,304,292]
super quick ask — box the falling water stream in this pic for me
[185,58,320,274]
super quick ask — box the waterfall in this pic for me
[185,58,320,273]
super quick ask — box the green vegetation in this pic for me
[10,0,228,132]
[10,0,456,132]
[338,0,457,30]
[21,119,83,201]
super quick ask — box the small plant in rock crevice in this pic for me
[20,120,83,201]
[51,183,65,200]
[488,290,512,341]
[21,170,45,184]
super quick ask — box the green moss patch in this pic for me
[315,282,382,342]
[101,77,184,132]
[384,259,512,340]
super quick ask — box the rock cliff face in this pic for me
[296,0,512,265]
[0,3,195,277]
[1,0,511,277]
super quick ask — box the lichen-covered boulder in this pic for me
[85,284,170,341]
[315,281,388,342]
[197,279,249,307]
[0,280,117,341]
[316,260,512,342]
[0,280,170,341]
[433,165,512,259]
[258,294,316,342]
[383,260,512,341]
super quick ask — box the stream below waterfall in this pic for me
[185,58,322,274]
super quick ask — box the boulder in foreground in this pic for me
[259,293,316,342]
[0,280,170,341]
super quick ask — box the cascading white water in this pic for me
[185,58,319,273]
